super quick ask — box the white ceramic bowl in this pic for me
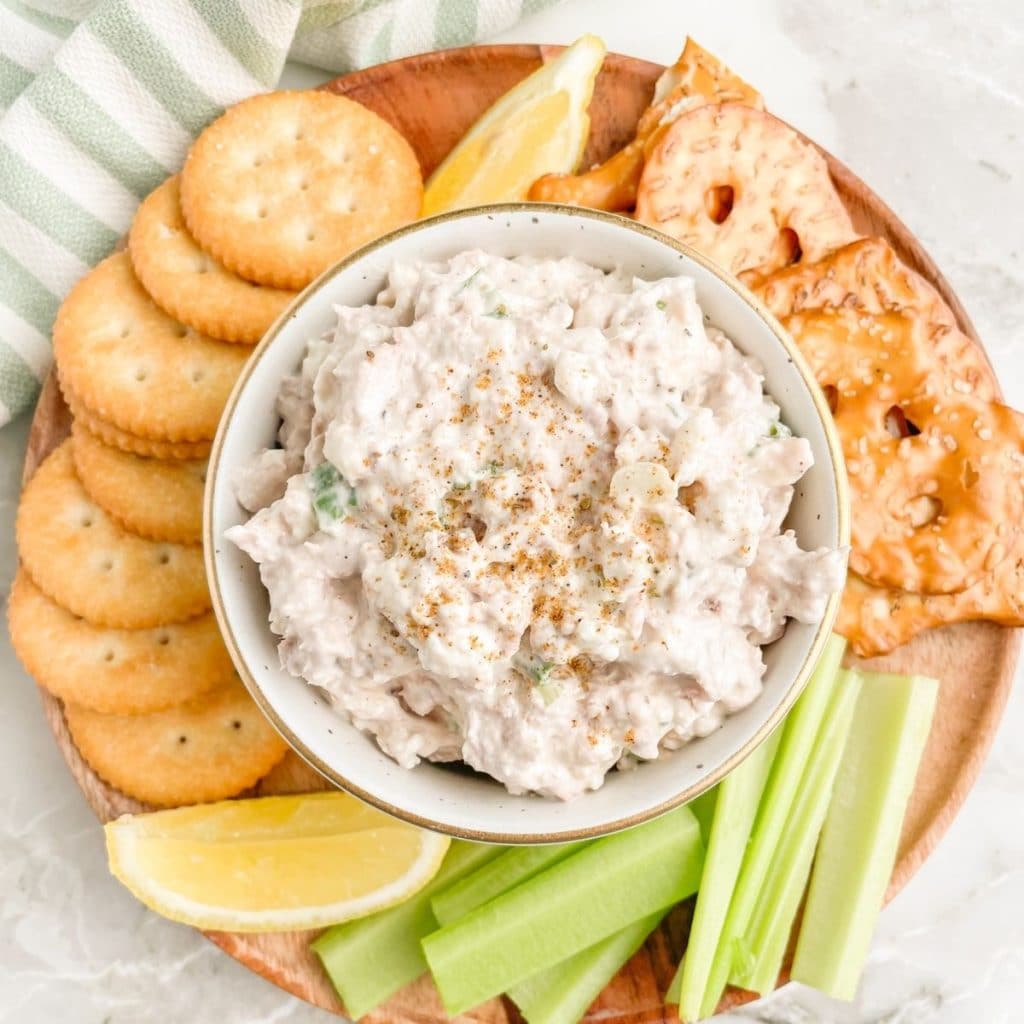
[206,205,848,843]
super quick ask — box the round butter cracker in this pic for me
[72,421,206,544]
[180,90,422,290]
[63,381,212,460]
[16,442,209,628]
[53,251,250,442]
[8,571,231,715]
[65,677,288,807]
[130,176,297,344]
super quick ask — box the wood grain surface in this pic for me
[21,44,1020,1023]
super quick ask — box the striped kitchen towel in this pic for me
[0,0,561,426]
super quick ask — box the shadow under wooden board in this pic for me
[22,44,1020,1024]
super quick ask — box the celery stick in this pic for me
[509,912,665,1024]
[422,805,704,1015]
[792,672,938,1000]
[730,668,862,995]
[666,953,684,1005]
[312,840,501,1018]
[670,730,781,1019]
[697,634,846,1018]
[665,786,720,1007]
[665,787,721,1003]
[689,790,718,846]
[432,842,583,925]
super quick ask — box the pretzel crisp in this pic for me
[635,104,858,276]
[846,395,1024,595]
[778,309,1018,596]
[529,38,763,211]
[782,307,996,449]
[744,236,956,324]
[748,237,997,401]
[838,540,1024,658]
[783,308,935,423]
[764,236,1021,625]
[530,140,646,212]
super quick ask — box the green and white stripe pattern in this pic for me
[0,0,560,426]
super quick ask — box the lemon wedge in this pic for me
[105,792,450,932]
[422,34,607,216]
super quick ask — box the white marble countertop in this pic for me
[2,1,1022,1021]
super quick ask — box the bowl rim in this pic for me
[204,202,850,842]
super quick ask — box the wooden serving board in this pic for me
[23,44,1020,1023]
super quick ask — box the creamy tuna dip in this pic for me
[227,251,846,800]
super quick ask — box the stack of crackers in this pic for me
[10,90,423,807]
[533,39,1024,658]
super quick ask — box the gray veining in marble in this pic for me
[2,1,1022,1020]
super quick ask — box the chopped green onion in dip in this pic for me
[310,462,356,529]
